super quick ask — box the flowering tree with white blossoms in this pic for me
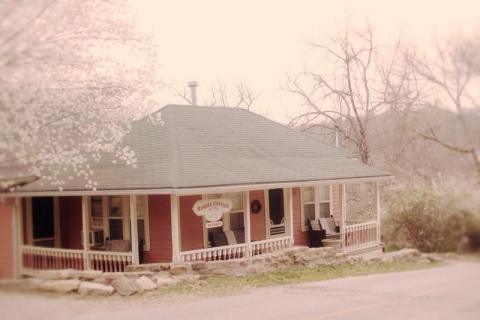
[0,0,161,192]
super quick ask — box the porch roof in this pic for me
[13,105,391,195]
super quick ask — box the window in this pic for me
[318,185,331,218]
[203,192,245,247]
[108,196,124,240]
[90,196,104,229]
[31,197,55,247]
[301,187,316,229]
[301,185,331,231]
[136,195,150,251]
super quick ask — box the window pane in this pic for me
[302,187,314,203]
[109,196,123,217]
[229,212,244,230]
[136,196,146,218]
[319,202,331,218]
[109,219,123,240]
[228,192,243,211]
[91,196,103,218]
[304,203,315,227]
[318,186,330,201]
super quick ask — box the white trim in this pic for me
[129,195,139,265]
[244,191,251,256]
[341,184,347,249]
[6,176,393,198]
[81,196,90,269]
[264,188,288,238]
[170,195,180,262]
[288,188,294,244]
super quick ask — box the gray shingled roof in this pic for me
[18,105,390,192]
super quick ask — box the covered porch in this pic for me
[18,195,143,275]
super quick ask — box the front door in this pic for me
[31,197,55,247]
[268,189,286,236]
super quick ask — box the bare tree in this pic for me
[406,34,480,180]
[287,27,424,166]
[0,0,161,192]
[286,27,385,164]
[174,80,259,109]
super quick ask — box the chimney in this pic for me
[188,81,198,106]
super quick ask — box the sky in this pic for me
[132,0,480,123]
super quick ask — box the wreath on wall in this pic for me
[250,200,262,214]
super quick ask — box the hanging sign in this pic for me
[193,198,233,222]
[205,221,223,229]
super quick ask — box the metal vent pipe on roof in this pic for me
[188,81,198,106]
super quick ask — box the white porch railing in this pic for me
[179,236,293,262]
[179,243,248,262]
[21,245,133,275]
[251,236,292,256]
[343,221,379,253]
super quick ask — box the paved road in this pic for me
[1,261,479,320]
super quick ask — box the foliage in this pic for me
[0,0,161,191]
[383,185,480,252]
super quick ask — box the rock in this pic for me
[38,279,81,293]
[383,248,421,261]
[170,263,191,275]
[123,271,155,279]
[135,276,157,291]
[78,282,114,296]
[77,270,103,280]
[154,276,182,287]
[37,270,62,280]
[111,276,138,296]
[102,272,124,282]
[191,261,207,271]
[125,263,171,272]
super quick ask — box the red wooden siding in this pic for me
[59,196,82,249]
[0,198,15,278]
[144,195,172,263]
[179,195,204,251]
[249,190,266,241]
[331,185,342,225]
[292,187,309,246]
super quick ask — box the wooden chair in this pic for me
[308,219,326,247]
[319,216,341,239]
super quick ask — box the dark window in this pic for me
[268,189,284,225]
[229,212,244,231]
[109,219,123,240]
[32,197,54,239]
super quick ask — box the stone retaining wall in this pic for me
[19,247,435,296]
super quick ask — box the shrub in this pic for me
[383,186,480,252]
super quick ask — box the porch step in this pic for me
[322,239,342,248]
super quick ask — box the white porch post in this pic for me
[13,198,24,278]
[244,191,251,257]
[129,195,140,265]
[341,184,347,251]
[375,181,381,245]
[81,196,91,270]
[288,188,294,245]
[170,195,181,262]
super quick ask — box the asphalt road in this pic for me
[1,260,479,320]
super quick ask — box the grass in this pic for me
[157,259,442,296]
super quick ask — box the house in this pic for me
[0,104,391,278]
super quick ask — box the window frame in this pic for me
[300,185,332,232]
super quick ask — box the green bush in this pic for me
[383,187,480,252]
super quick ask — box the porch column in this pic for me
[129,195,140,265]
[375,181,381,245]
[288,188,294,245]
[170,195,181,262]
[13,198,24,278]
[81,196,91,270]
[244,191,251,257]
[341,184,347,250]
